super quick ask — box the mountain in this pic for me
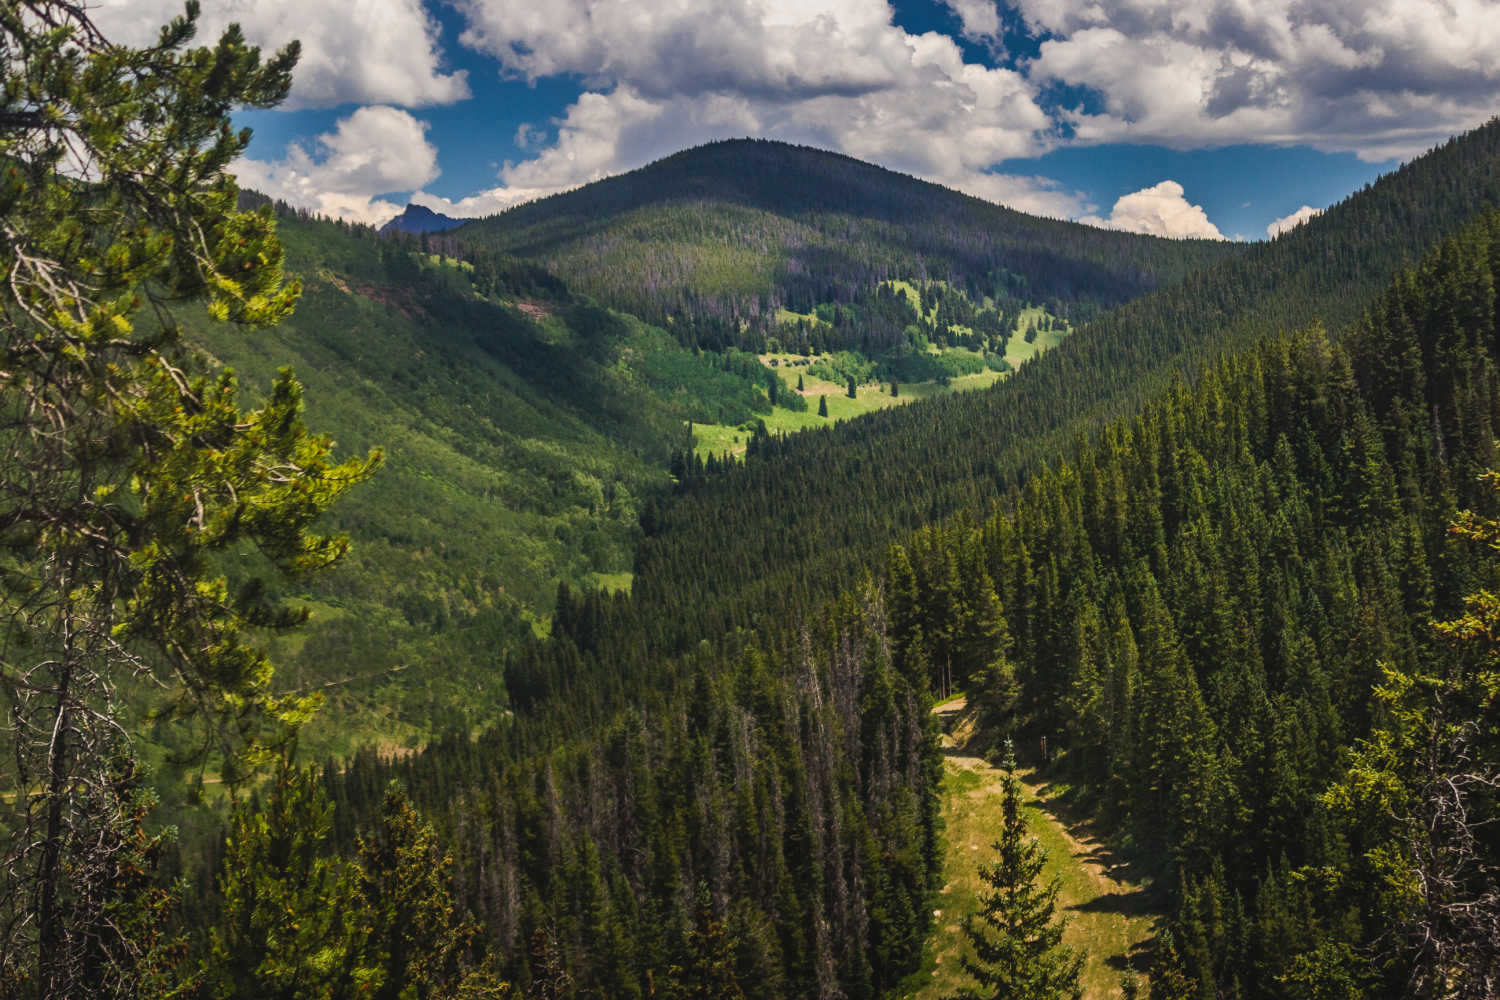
[206,146,1244,752]
[451,139,1245,350]
[379,201,468,235]
[632,118,1500,645]
[156,127,1500,1000]
[283,150,1500,1000]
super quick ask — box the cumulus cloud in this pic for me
[1022,0,1500,160]
[93,0,468,109]
[1079,180,1225,240]
[1267,205,1322,238]
[458,0,923,100]
[437,0,1073,218]
[942,0,1004,44]
[234,107,440,226]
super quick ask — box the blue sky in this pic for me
[103,0,1496,239]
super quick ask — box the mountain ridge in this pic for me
[448,138,1246,344]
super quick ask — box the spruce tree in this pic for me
[954,742,1082,1000]
[819,394,829,417]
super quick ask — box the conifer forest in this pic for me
[1,3,1497,999]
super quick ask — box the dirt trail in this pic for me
[915,697,1154,999]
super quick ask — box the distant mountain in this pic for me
[379,202,468,236]
[454,139,1245,347]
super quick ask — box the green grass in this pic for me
[1005,306,1072,366]
[589,571,634,594]
[904,759,1155,1000]
[690,355,1002,460]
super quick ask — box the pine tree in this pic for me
[202,763,376,1000]
[955,743,1082,1000]
[0,5,379,993]
[847,376,858,399]
[819,394,829,417]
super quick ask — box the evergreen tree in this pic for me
[819,395,829,417]
[847,376,858,398]
[954,743,1082,1000]
[0,5,378,994]
[664,888,748,1000]
[358,786,481,1000]
[203,763,376,1000]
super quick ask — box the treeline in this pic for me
[452,139,1241,351]
[768,282,1038,363]
[628,117,1500,654]
[881,210,1500,995]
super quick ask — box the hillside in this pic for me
[632,118,1500,645]
[184,208,790,751]
[451,139,1243,349]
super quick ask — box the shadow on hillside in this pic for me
[1026,774,1157,893]
[1069,887,1154,917]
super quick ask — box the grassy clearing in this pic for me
[589,571,634,594]
[904,705,1155,1000]
[690,356,1002,460]
[1005,305,1071,366]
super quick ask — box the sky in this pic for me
[98,0,1500,241]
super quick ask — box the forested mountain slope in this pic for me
[451,139,1242,346]
[632,118,1500,648]
[201,184,1500,1000]
[884,208,1500,997]
[186,208,785,750]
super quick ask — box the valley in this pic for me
[5,12,1499,995]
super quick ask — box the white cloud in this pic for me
[1267,205,1322,238]
[943,0,1004,44]
[234,107,440,226]
[936,171,1093,219]
[442,1,1069,217]
[93,0,468,109]
[1079,180,1225,240]
[1022,0,1500,160]
[458,0,920,100]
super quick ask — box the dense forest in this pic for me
[631,119,1500,651]
[4,7,1498,996]
[883,210,1500,995]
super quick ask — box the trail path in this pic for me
[908,697,1155,999]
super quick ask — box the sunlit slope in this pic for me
[188,213,777,747]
